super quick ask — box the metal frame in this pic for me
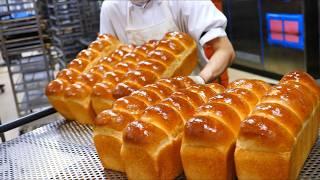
[78,0,103,47]
[0,107,56,134]
[45,0,104,67]
[0,0,54,117]
[304,0,320,78]
[46,0,84,66]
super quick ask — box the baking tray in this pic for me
[0,117,319,179]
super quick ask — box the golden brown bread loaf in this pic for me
[47,32,198,124]
[62,44,137,124]
[113,32,198,99]
[45,34,120,120]
[235,71,320,180]
[91,41,158,114]
[93,76,196,172]
[76,34,122,71]
[45,69,80,120]
[180,79,270,180]
[121,83,225,180]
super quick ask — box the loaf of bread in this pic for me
[93,76,196,172]
[76,34,122,71]
[45,69,81,120]
[91,41,158,114]
[235,71,320,180]
[121,83,225,180]
[180,79,270,180]
[113,32,198,99]
[46,34,120,120]
[62,44,136,124]
[47,32,198,124]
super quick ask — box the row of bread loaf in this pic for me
[46,35,150,123]
[93,71,320,180]
[46,32,198,125]
[45,34,121,120]
[235,71,320,180]
[58,41,154,124]
[93,76,198,171]
[91,31,198,119]
[93,76,267,178]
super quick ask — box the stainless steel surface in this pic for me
[224,0,320,78]
[0,119,319,179]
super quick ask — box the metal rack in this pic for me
[45,0,104,67]
[80,0,100,34]
[0,0,54,117]
[78,0,103,47]
[46,0,85,67]
[0,108,319,179]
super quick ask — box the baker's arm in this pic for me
[173,0,233,83]
[199,36,235,83]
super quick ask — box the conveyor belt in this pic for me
[0,119,318,179]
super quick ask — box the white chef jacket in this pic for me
[100,0,227,48]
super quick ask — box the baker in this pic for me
[100,0,235,86]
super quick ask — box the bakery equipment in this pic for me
[0,0,54,117]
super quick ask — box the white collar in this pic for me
[128,0,161,9]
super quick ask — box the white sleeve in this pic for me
[176,0,227,46]
[99,1,116,35]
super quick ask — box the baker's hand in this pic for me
[188,76,205,84]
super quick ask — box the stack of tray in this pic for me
[0,0,53,117]
[80,0,100,35]
[78,0,103,47]
[46,0,84,66]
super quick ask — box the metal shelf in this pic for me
[46,0,85,64]
[44,0,102,65]
[6,45,44,56]
[50,24,82,33]
[2,26,39,36]
[0,0,53,117]
[0,1,34,6]
[4,35,41,44]
[15,81,50,93]
[0,17,37,27]
[18,96,49,112]
[14,76,50,85]
[20,64,47,74]
[5,39,42,49]
[48,0,78,7]
[52,32,82,41]
[0,8,36,18]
